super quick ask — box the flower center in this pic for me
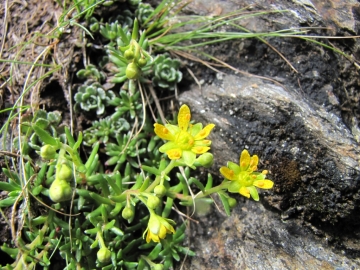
[238,171,254,187]
[175,131,195,150]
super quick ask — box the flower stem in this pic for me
[145,160,177,192]
[180,181,231,202]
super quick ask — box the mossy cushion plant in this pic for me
[152,53,182,90]
[74,82,115,115]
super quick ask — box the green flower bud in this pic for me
[97,247,111,263]
[151,264,164,270]
[125,62,141,80]
[40,145,56,159]
[137,57,147,68]
[49,179,72,203]
[122,207,134,220]
[124,49,135,61]
[228,197,237,208]
[154,185,166,197]
[147,195,160,209]
[195,153,214,168]
[57,164,72,181]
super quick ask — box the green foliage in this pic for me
[110,10,134,28]
[83,116,130,145]
[13,109,65,153]
[76,64,106,82]
[152,53,182,90]
[105,132,147,170]
[109,90,143,119]
[100,21,125,41]
[135,3,154,25]
[74,82,115,115]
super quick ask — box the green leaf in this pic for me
[228,181,241,193]
[65,127,76,147]
[1,244,18,259]
[85,142,100,169]
[89,192,114,205]
[32,185,43,196]
[0,196,18,208]
[104,175,122,195]
[132,18,139,40]
[182,151,196,167]
[205,173,213,190]
[104,219,116,231]
[218,192,231,216]
[0,182,20,192]
[73,131,83,151]
[148,243,162,260]
[248,186,259,201]
[141,165,161,176]
[109,194,127,203]
[32,124,58,146]
[189,177,205,193]
[139,177,150,192]
[110,226,124,236]
[177,246,196,256]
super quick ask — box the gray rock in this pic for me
[179,73,360,269]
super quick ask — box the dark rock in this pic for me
[179,73,360,269]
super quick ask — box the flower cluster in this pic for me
[220,150,274,201]
[154,104,215,166]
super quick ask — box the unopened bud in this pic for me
[125,62,141,80]
[121,207,134,220]
[228,197,237,208]
[124,49,135,61]
[40,145,56,159]
[137,57,147,68]
[147,195,160,209]
[97,247,111,263]
[49,179,72,203]
[195,153,214,168]
[154,185,166,197]
[57,164,72,181]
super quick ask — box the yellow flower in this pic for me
[144,213,176,243]
[154,104,215,166]
[220,150,274,201]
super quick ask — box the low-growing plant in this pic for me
[1,104,273,269]
[74,82,116,115]
[2,0,358,269]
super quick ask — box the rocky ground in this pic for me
[179,0,360,269]
[1,0,360,269]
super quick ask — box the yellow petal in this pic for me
[154,123,175,140]
[191,146,210,154]
[239,186,250,198]
[240,150,250,170]
[201,139,211,146]
[167,149,182,159]
[158,225,167,239]
[194,124,215,140]
[249,155,259,171]
[253,180,274,189]
[152,233,160,242]
[178,105,191,131]
[147,230,160,243]
[220,167,237,181]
